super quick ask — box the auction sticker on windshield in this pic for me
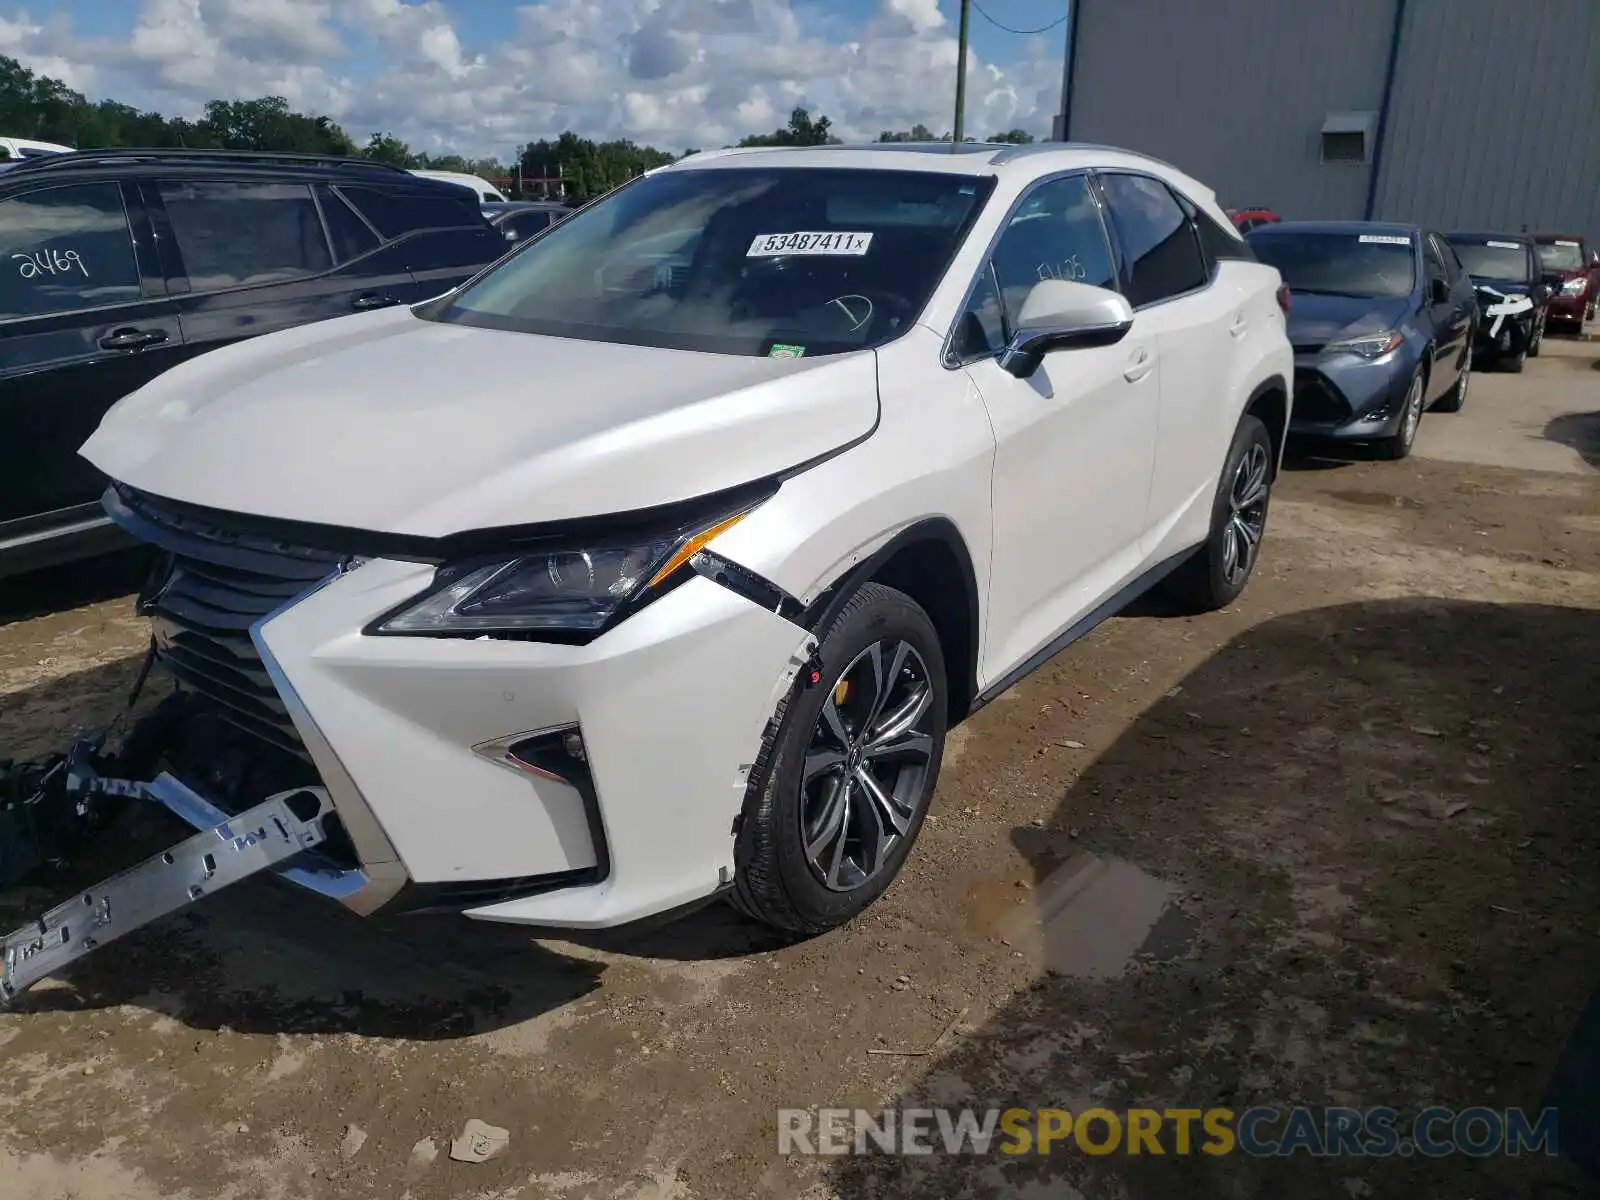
[748,232,873,257]
[1359,235,1410,245]
[1486,240,1522,250]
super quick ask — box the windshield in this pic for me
[1446,238,1532,282]
[426,167,994,356]
[1536,240,1586,271]
[1246,231,1416,298]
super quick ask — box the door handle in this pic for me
[1123,347,1154,383]
[98,327,169,350]
[351,293,398,311]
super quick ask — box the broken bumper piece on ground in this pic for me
[0,769,336,1005]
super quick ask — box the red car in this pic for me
[1227,207,1280,234]
[1533,233,1599,330]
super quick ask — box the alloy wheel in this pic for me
[1220,440,1270,588]
[1400,375,1424,447]
[800,639,936,892]
[1459,345,1471,400]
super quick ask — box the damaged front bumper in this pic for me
[2,765,337,1004]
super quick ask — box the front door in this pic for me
[0,180,184,529]
[955,172,1159,679]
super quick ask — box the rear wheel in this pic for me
[1163,413,1273,612]
[1379,371,1425,459]
[730,582,947,934]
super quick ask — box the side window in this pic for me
[315,185,381,263]
[158,181,331,290]
[988,174,1116,330]
[1436,237,1465,284]
[1422,237,1447,291]
[503,211,552,243]
[0,182,142,320]
[1099,173,1208,306]
[952,264,1006,359]
[338,185,485,238]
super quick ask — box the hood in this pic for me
[81,307,880,538]
[1286,292,1412,348]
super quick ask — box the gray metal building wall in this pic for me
[1064,0,1600,245]
[1372,0,1600,239]
[1064,0,1401,218]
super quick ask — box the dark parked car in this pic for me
[1443,231,1551,372]
[1247,221,1474,460]
[481,200,572,245]
[0,149,507,577]
[1533,232,1598,330]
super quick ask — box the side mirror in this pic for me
[1533,284,1552,304]
[1429,278,1450,304]
[998,280,1134,379]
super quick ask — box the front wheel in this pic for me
[1433,343,1470,413]
[1528,316,1543,357]
[1162,413,1273,612]
[1379,370,1425,460]
[730,582,947,934]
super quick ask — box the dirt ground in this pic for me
[2,337,1599,1199]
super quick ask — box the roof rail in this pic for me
[2,148,412,176]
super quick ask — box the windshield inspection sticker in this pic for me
[1359,235,1410,245]
[1555,240,1580,247]
[747,231,872,257]
[1486,240,1522,249]
[768,344,806,359]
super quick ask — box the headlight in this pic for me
[1322,330,1405,360]
[374,509,750,637]
[1562,277,1587,294]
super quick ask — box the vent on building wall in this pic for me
[1320,111,1378,165]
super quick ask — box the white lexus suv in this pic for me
[81,142,1292,936]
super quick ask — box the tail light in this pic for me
[1276,284,1292,314]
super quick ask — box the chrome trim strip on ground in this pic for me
[248,572,410,916]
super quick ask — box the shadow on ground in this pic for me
[1546,412,1600,468]
[829,599,1600,1199]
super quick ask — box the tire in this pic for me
[1379,370,1425,460]
[1501,348,1526,374]
[729,582,947,934]
[1433,343,1470,413]
[1162,413,1274,612]
[1528,317,1543,357]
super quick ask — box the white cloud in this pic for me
[0,0,1066,158]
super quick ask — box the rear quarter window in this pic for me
[338,185,487,238]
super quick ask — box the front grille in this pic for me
[109,487,346,759]
[1292,369,1351,424]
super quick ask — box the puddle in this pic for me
[973,853,1183,980]
[1329,490,1425,511]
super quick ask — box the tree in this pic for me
[518,132,675,205]
[364,132,416,167]
[877,124,937,143]
[196,96,356,154]
[989,129,1035,144]
[737,107,840,148]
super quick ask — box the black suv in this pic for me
[0,149,508,576]
[1442,231,1552,373]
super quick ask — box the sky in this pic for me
[0,0,1071,159]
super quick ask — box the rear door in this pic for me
[147,176,412,361]
[1419,235,1460,399]
[336,182,506,300]
[0,179,184,532]
[1097,171,1232,550]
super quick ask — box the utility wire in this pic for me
[970,1,1068,35]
